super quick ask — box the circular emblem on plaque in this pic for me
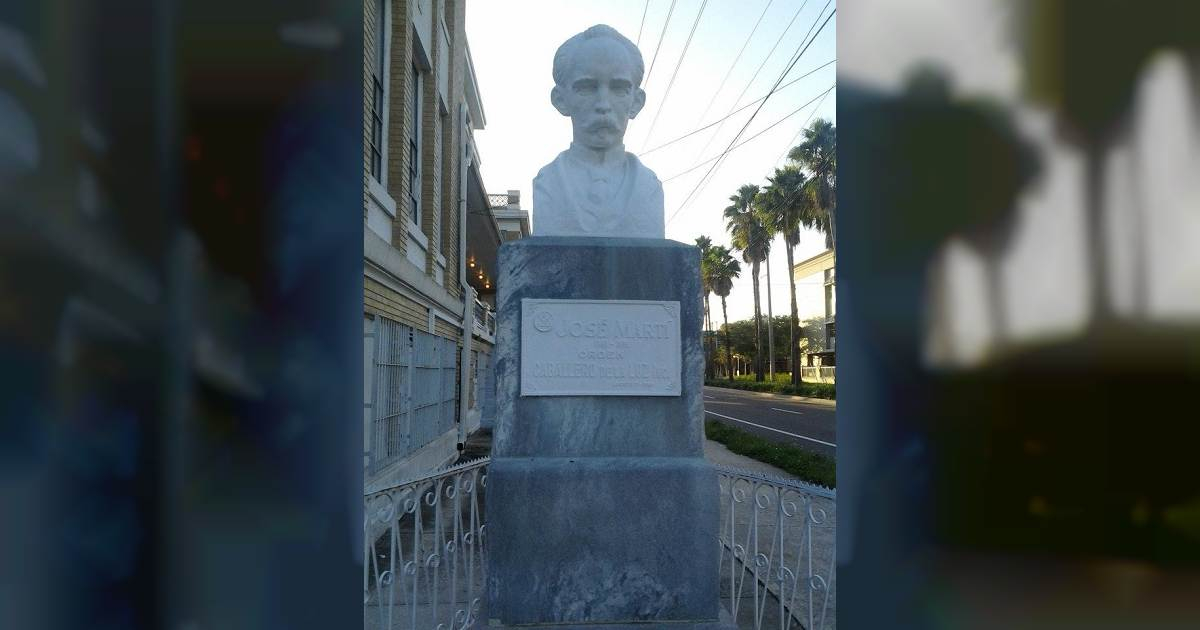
[532,310,554,332]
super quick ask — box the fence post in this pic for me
[404,326,414,458]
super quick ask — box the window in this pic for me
[409,63,422,226]
[369,0,387,182]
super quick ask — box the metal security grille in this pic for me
[477,349,494,425]
[368,316,460,475]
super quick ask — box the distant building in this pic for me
[490,190,531,244]
[362,0,519,490]
[792,249,836,367]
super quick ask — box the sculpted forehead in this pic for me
[562,37,637,82]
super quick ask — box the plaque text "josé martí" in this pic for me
[548,318,671,340]
[521,299,682,396]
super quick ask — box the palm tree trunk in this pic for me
[985,252,1007,349]
[765,254,775,382]
[931,250,957,363]
[722,296,732,382]
[826,209,836,251]
[752,261,764,382]
[1128,142,1148,318]
[703,293,713,380]
[1085,143,1112,325]
[786,243,800,386]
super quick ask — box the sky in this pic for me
[841,0,1200,365]
[465,0,837,324]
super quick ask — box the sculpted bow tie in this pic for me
[584,164,625,207]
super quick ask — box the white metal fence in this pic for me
[364,457,487,630]
[800,366,836,384]
[472,299,496,341]
[367,317,459,475]
[362,458,835,630]
[718,467,836,630]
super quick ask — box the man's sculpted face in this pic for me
[551,37,646,152]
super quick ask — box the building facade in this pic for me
[792,248,836,368]
[362,0,511,490]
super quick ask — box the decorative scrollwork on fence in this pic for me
[717,466,836,630]
[364,458,834,630]
[364,457,489,630]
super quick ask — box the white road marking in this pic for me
[703,395,715,399]
[771,407,804,415]
[705,410,837,448]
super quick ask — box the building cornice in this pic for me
[792,249,835,279]
[365,229,464,319]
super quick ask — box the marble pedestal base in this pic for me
[485,457,721,626]
[487,238,723,627]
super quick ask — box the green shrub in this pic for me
[705,420,836,488]
[704,377,836,400]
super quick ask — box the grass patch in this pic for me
[705,376,836,400]
[706,420,836,488]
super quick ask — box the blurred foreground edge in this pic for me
[837,77,1200,629]
[0,1,362,629]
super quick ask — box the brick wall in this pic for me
[419,57,442,275]
[440,0,464,299]
[434,317,459,341]
[386,0,414,257]
[365,276,427,330]
[363,0,377,223]
[364,0,473,333]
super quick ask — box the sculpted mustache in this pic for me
[586,120,619,131]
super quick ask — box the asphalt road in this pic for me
[703,386,837,458]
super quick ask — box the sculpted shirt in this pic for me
[532,145,665,238]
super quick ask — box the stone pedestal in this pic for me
[485,237,727,628]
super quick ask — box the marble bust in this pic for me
[533,24,665,238]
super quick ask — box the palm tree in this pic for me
[758,164,813,385]
[695,235,715,379]
[753,188,777,382]
[789,118,837,250]
[709,245,741,381]
[725,183,770,382]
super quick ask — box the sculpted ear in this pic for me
[551,85,571,116]
[629,88,647,119]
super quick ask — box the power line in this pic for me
[642,0,678,92]
[744,162,831,252]
[725,148,838,261]
[669,2,833,224]
[642,58,834,156]
[660,84,833,183]
[673,136,823,260]
[693,0,775,127]
[668,4,835,225]
[775,86,832,165]
[640,0,709,149]
[690,0,811,163]
[636,0,650,46]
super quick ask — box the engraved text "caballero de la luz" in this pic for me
[552,319,670,339]
[529,362,668,379]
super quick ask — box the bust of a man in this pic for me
[533,25,664,238]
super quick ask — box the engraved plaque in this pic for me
[521,299,681,396]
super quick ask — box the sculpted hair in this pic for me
[552,24,645,88]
